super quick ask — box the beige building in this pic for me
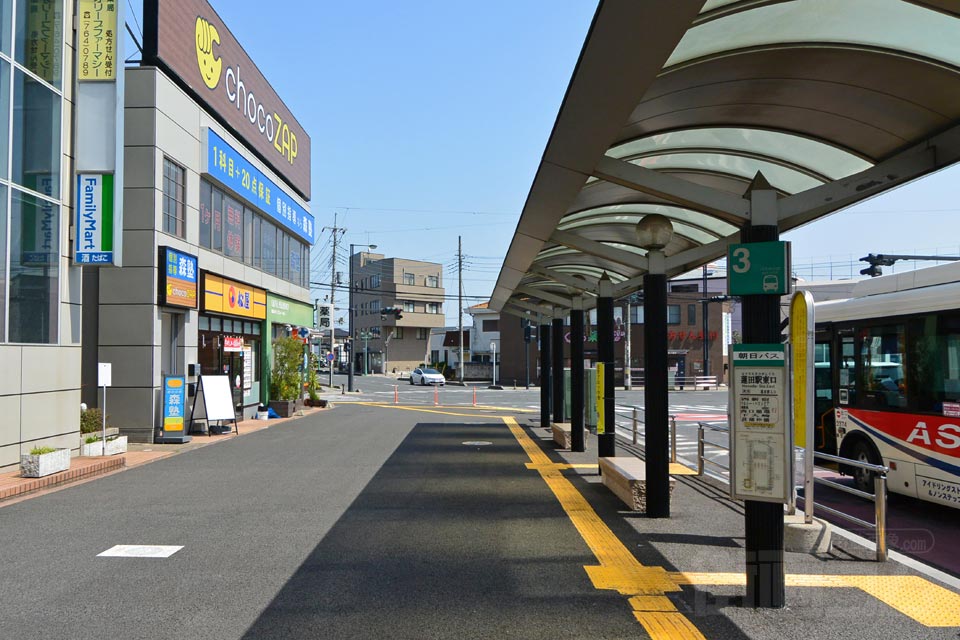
[351,254,446,373]
[0,4,84,470]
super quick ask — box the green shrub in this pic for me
[271,336,305,401]
[30,446,57,455]
[80,407,110,434]
[307,353,320,402]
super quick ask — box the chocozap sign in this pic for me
[144,0,311,199]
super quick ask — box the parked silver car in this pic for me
[410,367,445,386]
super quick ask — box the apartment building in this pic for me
[351,253,446,373]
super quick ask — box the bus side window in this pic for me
[908,313,960,412]
[839,335,855,406]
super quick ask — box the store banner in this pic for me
[79,0,117,81]
[202,273,266,319]
[162,376,187,436]
[204,129,314,243]
[223,336,243,352]
[159,246,198,308]
[74,174,114,265]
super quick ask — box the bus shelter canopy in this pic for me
[491,0,960,317]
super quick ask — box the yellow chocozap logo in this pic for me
[195,16,221,90]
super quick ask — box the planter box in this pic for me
[269,400,296,418]
[81,435,128,457]
[20,448,72,478]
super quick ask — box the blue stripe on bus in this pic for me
[849,414,960,477]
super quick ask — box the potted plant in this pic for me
[81,434,128,456]
[269,336,304,418]
[21,446,71,478]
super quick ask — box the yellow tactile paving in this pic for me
[671,573,960,627]
[634,612,708,640]
[503,417,704,639]
[669,462,698,475]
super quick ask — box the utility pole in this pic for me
[458,236,464,384]
[322,213,346,387]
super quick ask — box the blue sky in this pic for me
[128,2,960,323]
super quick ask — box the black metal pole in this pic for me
[539,322,552,428]
[570,306,585,452]
[597,293,615,457]
[702,264,709,378]
[552,317,565,424]
[742,222,785,608]
[644,270,670,517]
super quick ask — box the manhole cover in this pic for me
[462,441,493,446]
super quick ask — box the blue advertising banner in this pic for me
[204,128,314,244]
[162,376,187,435]
[159,246,198,309]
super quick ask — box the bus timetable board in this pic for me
[730,344,792,504]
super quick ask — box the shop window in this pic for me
[198,315,209,331]
[0,2,10,55]
[162,157,186,238]
[212,189,224,252]
[0,185,6,340]
[252,323,261,336]
[261,220,277,275]
[12,69,60,199]
[223,195,243,258]
[199,180,212,248]
[252,215,261,269]
[243,207,254,265]
[211,317,222,331]
[0,63,9,178]
[8,188,58,343]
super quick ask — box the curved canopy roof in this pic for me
[492,0,960,317]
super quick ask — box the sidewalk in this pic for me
[515,416,960,639]
[0,406,328,506]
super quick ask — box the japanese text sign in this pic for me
[158,246,198,309]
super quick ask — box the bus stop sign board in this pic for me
[730,344,792,504]
[728,241,790,296]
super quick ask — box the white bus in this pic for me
[813,261,960,508]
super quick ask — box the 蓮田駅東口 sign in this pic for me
[158,246,198,309]
[204,129,314,244]
[75,174,114,265]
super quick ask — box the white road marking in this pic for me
[98,545,183,558]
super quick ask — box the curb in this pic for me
[0,456,126,503]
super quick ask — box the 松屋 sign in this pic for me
[75,174,114,265]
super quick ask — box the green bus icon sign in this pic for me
[727,241,790,296]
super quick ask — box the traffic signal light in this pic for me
[860,265,882,277]
[381,307,403,320]
[523,324,537,343]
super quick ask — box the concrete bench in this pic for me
[551,422,589,450]
[599,456,675,512]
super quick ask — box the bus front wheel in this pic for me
[851,440,881,493]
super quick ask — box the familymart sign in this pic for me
[75,174,114,264]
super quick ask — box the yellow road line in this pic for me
[503,417,705,640]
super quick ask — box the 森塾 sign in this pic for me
[163,376,186,434]
[75,174,114,265]
[159,246,198,309]
[79,0,117,81]
[202,273,266,319]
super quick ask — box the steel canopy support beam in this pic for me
[570,297,585,453]
[597,275,616,458]
[593,156,751,222]
[529,265,600,295]
[516,285,573,309]
[540,321,552,429]
[551,228,648,271]
[509,299,554,317]
[552,315,565,425]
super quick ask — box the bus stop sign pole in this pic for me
[731,175,787,608]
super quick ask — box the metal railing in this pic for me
[696,421,731,477]
[612,405,678,461]
[811,451,888,562]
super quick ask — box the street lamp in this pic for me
[348,243,377,392]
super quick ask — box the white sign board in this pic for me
[98,362,112,387]
[729,344,791,503]
[195,375,236,421]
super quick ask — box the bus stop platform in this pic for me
[477,413,960,640]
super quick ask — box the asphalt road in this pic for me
[0,404,640,640]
